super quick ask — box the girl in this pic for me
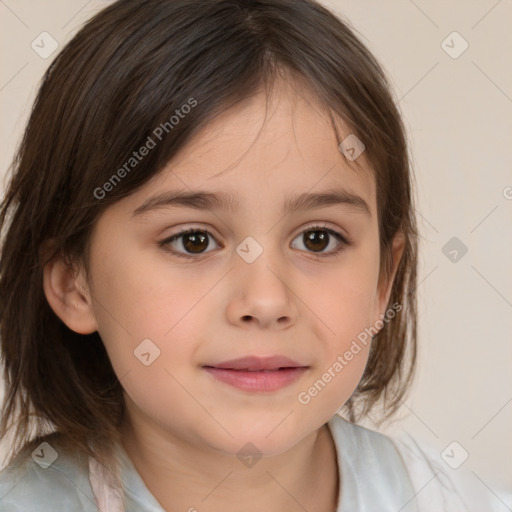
[0,0,496,510]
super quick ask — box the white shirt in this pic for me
[0,413,506,511]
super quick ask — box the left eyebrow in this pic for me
[131,188,371,218]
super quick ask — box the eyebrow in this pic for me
[131,188,371,218]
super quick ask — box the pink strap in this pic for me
[88,456,125,512]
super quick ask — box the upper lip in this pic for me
[203,356,307,371]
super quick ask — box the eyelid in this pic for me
[158,222,352,259]
[293,222,350,244]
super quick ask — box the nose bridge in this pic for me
[235,233,288,293]
[228,233,298,327]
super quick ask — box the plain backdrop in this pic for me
[1,0,511,502]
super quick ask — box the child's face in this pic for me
[78,79,400,456]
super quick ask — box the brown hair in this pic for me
[0,0,417,468]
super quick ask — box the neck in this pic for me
[120,414,339,512]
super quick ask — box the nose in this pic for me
[225,246,299,330]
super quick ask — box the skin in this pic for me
[44,76,404,512]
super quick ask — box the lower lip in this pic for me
[203,367,308,392]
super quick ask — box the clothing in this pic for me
[0,414,504,511]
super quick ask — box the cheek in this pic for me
[87,238,204,374]
[88,249,207,428]
[296,281,373,422]
[294,247,379,414]
[310,245,381,340]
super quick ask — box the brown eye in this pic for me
[303,230,329,252]
[160,225,349,261]
[181,231,209,253]
[291,226,348,256]
[160,228,219,258]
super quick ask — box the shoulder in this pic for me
[329,415,509,512]
[0,434,98,512]
[390,432,512,512]
[328,413,418,509]
[328,413,410,472]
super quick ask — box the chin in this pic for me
[205,414,315,459]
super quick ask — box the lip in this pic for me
[202,355,309,393]
[206,355,305,371]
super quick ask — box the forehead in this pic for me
[127,76,376,217]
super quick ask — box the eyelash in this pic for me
[158,224,352,261]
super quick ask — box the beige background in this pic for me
[1,0,511,502]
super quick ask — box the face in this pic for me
[80,78,394,457]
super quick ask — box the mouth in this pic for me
[202,355,309,392]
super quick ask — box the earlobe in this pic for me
[42,254,98,335]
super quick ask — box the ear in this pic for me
[373,232,406,324]
[42,252,98,334]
